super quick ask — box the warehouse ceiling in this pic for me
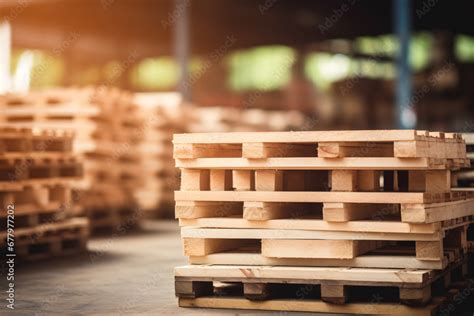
[0,0,473,60]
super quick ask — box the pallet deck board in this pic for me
[176,157,453,170]
[175,265,431,285]
[176,191,433,204]
[173,130,423,144]
[178,217,440,234]
[178,296,442,315]
[180,227,442,241]
[188,252,447,269]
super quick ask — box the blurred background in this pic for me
[1,1,474,314]
[1,0,474,129]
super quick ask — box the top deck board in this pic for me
[173,130,461,144]
[174,265,431,285]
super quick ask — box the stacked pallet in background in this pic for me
[133,93,184,218]
[185,105,308,133]
[0,87,144,233]
[78,88,144,232]
[455,133,474,187]
[0,127,88,260]
[174,130,474,315]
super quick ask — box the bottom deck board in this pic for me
[178,296,443,315]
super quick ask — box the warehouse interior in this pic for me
[1,0,474,315]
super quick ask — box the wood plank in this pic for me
[174,265,430,285]
[182,238,252,256]
[320,284,347,304]
[242,142,315,158]
[395,141,429,158]
[255,170,283,191]
[180,227,441,241]
[331,170,358,191]
[232,170,255,191]
[408,170,451,193]
[416,241,443,261]
[174,143,242,158]
[188,253,447,269]
[209,170,232,191]
[399,287,432,305]
[358,170,381,191]
[178,217,440,234]
[180,169,209,191]
[178,297,440,315]
[242,202,309,221]
[401,198,474,223]
[243,283,272,300]
[175,280,213,298]
[262,239,381,259]
[175,157,446,170]
[322,203,390,222]
[175,201,242,219]
[318,142,393,158]
[174,191,428,204]
[173,130,419,144]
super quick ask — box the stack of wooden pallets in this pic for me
[186,105,308,133]
[133,92,184,218]
[173,130,474,315]
[0,87,144,233]
[0,127,88,260]
[78,88,144,232]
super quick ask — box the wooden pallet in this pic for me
[180,223,468,264]
[0,106,99,126]
[176,192,474,224]
[0,157,83,185]
[175,262,469,311]
[0,126,74,156]
[173,130,467,160]
[174,130,474,314]
[0,88,95,107]
[0,184,76,229]
[177,286,470,316]
[0,217,89,261]
[175,130,472,223]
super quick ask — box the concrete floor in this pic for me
[3,220,312,315]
